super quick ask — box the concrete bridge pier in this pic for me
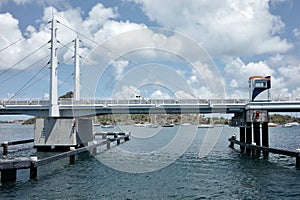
[34,118,93,151]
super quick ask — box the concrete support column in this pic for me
[262,122,269,157]
[253,122,261,156]
[240,126,245,153]
[246,122,252,156]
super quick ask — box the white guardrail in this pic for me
[1,97,300,107]
[0,98,250,106]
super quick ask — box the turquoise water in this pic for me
[0,123,300,199]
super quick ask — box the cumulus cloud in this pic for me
[224,57,287,98]
[1,1,298,99]
[127,0,292,57]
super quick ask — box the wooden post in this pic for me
[262,122,269,157]
[30,156,38,180]
[2,141,8,156]
[92,141,97,156]
[117,138,120,145]
[229,134,236,149]
[253,122,261,156]
[106,139,110,150]
[246,122,252,156]
[1,169,17,183]
[240,126,245,153]
[69,147,75,163]
[296,149,300,168]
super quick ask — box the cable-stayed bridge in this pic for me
[1,18,300,150]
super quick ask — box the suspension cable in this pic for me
[0,54,50,84]
[0,42,49,78]
[0,22,49,53]
[7,63,49,101]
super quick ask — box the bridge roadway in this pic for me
[1,98,300,117]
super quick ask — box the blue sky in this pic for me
[1,0,300,105]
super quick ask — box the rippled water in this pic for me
[1,123,300,199]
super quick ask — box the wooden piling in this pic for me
[246,122,252,156]
[262,122,269,157]
[240,126,245,153]
[2,141,8,156]
[69,147,76,163]
[30,157,38,180]
[106,139,111,149]
[296,149,300,168]
[253,122,261,156]
[229,134,236,149]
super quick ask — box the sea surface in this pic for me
[0,123,300,199]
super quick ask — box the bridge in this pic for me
[1,18,300,152]
[1,98,300,117]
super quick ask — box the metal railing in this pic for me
[1,97,298,107]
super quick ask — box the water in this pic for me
[1,123,300,199]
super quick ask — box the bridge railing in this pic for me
[57,98,249,105]
[3,98,297,107]
[0,98,251,106]
[0,99,50,106]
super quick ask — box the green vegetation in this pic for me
[96,114,230,125]
[269,114,300,124]
[22,117,36,125]
[19,113,299,125]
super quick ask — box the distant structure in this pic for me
[249,76,271,101]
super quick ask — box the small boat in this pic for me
[282,122,299,128]
[268,122,278,127]
[162,123,174,127]
[282,123,293,128]
[101,124,115,128]
[198,124,214,128]
[145,124,158,128]
[181,123,191,126]
[134,124,146,127]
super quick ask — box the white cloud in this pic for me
[224,57,285,98]
[150,90,172,99]
[112,60,129,81]
[278,64,300,88]
[113,85,140,99]
[128,0,292,57]
[293,28,300,38]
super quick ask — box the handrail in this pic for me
[1,98,300,107]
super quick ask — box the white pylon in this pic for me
[49,17,59,117]
[74,38,80,101]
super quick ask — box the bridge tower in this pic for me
[34,19,93,151]
[49,17,59,117]
[74,38,80,101]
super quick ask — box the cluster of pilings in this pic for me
[239,122,269,156]
[229,110,300,167]
[0,132,130,184]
